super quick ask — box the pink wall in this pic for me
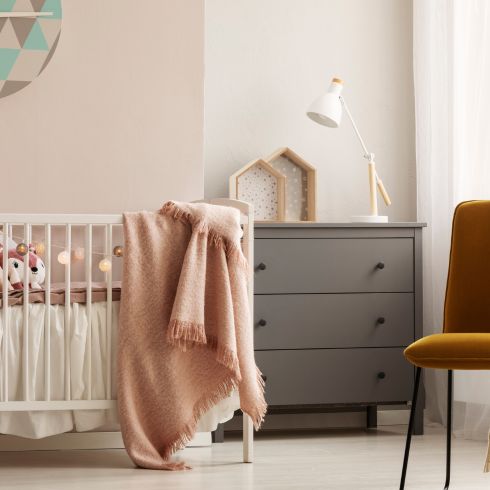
[0,0,204,213]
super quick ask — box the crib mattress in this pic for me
[0,300,239,439]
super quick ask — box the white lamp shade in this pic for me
[306,78,343,128]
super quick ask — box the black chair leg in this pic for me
[400,367,422,490]
[445,370,453,490]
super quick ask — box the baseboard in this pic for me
[0,431,212,451]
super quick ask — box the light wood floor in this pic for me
[1,426,489,489]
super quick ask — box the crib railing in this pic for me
[0,200,254,462]
[0,214,123,412]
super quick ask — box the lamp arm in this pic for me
[339,95,371,159]
[339,95,391,208]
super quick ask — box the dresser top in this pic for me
[255,222,426,228]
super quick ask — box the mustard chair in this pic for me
[400,200,490,490]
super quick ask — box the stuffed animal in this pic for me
[0,247,45,290]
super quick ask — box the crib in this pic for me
[0,198,255,462]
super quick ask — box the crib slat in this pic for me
[105,225,112,399]
[64,224,71,401]
[2,223,9,402]
[44,224,51,401]
[23,224,31,401]
[85,225,92,400]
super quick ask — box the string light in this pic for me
[98,258,112,272]
[10,235,123,265]
[34,242,45,255]
[57,250,70,265]
[74,247,85,260]
[16,243,29,256]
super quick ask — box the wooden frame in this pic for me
[229,158,286,222]
[265,147,317,222]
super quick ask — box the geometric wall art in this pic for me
[0,0,62,98]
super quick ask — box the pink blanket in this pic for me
[118,201,266,470]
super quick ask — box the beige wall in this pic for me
[0,0,204,214]
[205,0,416,222]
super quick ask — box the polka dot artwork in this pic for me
[230,149,315,222]
[237,161,283,221]
[268,155,308,221]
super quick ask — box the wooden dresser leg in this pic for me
[367,405,378,429]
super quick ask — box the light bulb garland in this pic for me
[57,250,70,265]
[16,243,29,256]
[74,247,85,260]
[10,234,123,271]
[98,258,112,272]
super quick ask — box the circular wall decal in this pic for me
[0,0,61,98]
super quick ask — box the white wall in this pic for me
[205,0,415,221]
[0,0,204,214]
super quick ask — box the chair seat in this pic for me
[404,333,490,370]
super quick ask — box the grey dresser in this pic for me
[253,222,425,435]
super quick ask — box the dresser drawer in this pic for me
[254,293,414,350]
[255,238,413,293]
[255,348,413,406]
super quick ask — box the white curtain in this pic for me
[414,0,490,439]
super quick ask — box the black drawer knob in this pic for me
[376,262,385,270]
[377,371,386,380]
[377,317,386,325]
[257,262,267,271]
[258,319,267,327]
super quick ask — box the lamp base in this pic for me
[351,215,388,223]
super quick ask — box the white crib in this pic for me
[0,198,254,462]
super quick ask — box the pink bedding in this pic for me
[0,281,122,307]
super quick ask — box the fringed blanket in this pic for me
[118,201,266,470]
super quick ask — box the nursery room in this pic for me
[1,0,490,489]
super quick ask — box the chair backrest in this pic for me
[444,200,490,333]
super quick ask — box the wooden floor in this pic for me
[1,426,489,489]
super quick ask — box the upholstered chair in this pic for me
[400,201,490,490]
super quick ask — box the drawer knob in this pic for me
[376,262,385,270]
[257,262,267,271]
[258,319,267,327]
[377,317,386,325]
[377,371,386,380]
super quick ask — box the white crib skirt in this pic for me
[0,302,238,439]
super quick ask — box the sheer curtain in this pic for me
[414,0,490,441]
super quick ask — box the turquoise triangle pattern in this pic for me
[0,0,16,11]
[0,48,19,79]
[23,20,48,50]
[41,0,61,19]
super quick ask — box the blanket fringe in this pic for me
[167,319,207,348]
[485,431,490,472]
[160,201,249,272]
[167,321,242,380]
[160,376,238,465]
